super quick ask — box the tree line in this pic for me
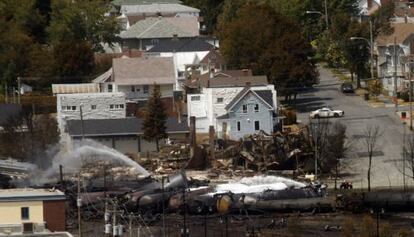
[0,0,119,91]
[184,0,395,97]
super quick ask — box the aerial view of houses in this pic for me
[3,0,414,236]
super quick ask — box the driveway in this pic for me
[293,66,412,189]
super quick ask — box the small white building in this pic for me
[186,71,277,139]
[93,57,176,101]
[56,92,126,133]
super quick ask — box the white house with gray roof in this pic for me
[186,74,278,140]
[94,56,176,101]
[119,16,199,51]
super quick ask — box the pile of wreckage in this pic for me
[185,125,315,177]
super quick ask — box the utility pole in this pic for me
[80,105,85,139]
[113,200,118,237]
[129,213,133,237]
[403,122,406,191]
[161,176,169,237]
[409,62,413,130]
[17,76,21,104]
[369,20,374,80]
[181,188,188,237]
[4,83,8,103]
[104,198,111,237]
[394,37,399,113]
[77,173,82,237]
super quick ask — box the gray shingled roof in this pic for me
[112,57,175,85]
[254,90,274,108]
[0,104,22,126]
[147,38,213,52]
[225,88,274,111]
[119,17,199,39]
[67,117,188,137]
[112,0,182,7]
[121,3,199,14]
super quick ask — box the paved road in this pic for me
[294,66,412,189]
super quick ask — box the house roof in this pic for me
[52,83,101,94]
[121,3,200,15]
[376,23,414,46]
[254,90,274,108]
[147,38,213,53]
[67,117,188,137]
[0,104,22,126]
[119,17,199,39]
[112,0,182,7]
[0,188,66,202]
[113,56,175,85]
[199,49,225,65]
[92,68,113,83]
[185,70,268,88]
[225,88,274,111]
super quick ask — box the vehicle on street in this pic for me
[340,82,354,93]
[309,107,344,119]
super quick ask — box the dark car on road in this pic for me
[341,83,354,93]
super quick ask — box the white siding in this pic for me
[117,84,173,100]
[186,85,277,135]
[57,92,126,133]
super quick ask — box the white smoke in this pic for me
[40,138,150,181]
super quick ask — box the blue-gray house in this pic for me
[217,87,275,140]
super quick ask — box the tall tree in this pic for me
[363,125,382,192]
[219,1,317,100]
[47,0,120,52]
[143,85,168,152]
[182,0,225,34]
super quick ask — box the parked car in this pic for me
[341,83,354,93]
[309,107,344,119]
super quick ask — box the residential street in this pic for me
[295,66,412,189]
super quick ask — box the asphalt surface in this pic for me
[294,66,412,189]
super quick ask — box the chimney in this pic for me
[367,0,373,8]
[209,68,215,79]
[245,82,251,87]
[172,34,178,41]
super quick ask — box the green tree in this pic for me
[0,0,42,87]
[183,0,225,34]
[143,85,168,152]
[53,41,95,79]
[219,1,317,101]
[47,0,120,52]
